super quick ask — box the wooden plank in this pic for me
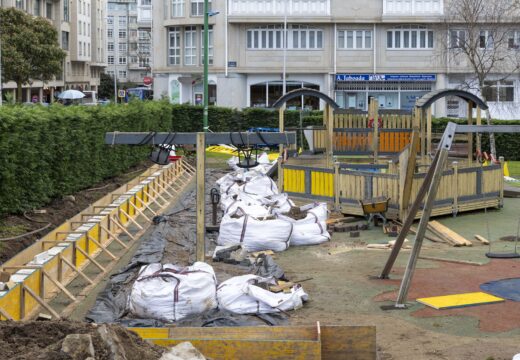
[22,284,61,319]
[60,255,94,285]
[75,246,106,272]
[196,132,206,262]
[321,326,376,360]
[0,305,14,321]
[42,270,76,301]
[150,339,321,360]
[428,221,472,246]
[474,234,490,245]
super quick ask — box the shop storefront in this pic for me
[334,73,436,111]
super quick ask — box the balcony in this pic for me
[137,5,152,24]
[228,0,330,17]
[383,0,443,16]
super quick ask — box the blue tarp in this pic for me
[480,278,520,301]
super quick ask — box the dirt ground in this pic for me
[0,161,152,263]
[0,321,163,360]
[275,198,520,360]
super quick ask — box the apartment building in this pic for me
[0,0,107,102]
[105,0,152,85]
[152,0,520,119]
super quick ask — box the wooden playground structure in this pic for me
[275,88,504,220]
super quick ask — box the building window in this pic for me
[250,81,320,109]
[387,25,433,49]
[129,16,137,24]
[63,0,69,21]
[119,30,127,39]
[247,25,283,49]
[108,42,114,51]
[247,25,323,50]
[184,26,196,65]
[201,25,214,65]
[479,30,494,49]
[119,43,127,53]
[119,16,127,27]
[449,30,466,49]
[141,0,151,5]
[46,2,52,19]
[34,0,41,16]
[118,70,127,78]
[119,56,127,65]
[191,0,211,16]
[62,31,69,51]
[508,31,520,49]
[172,0,184,17]
[290,25,323,49]
[139,30,149,41]
[130,42,138,51]
[107,15,114,25]
[338,30,372,49]
[168,27,181,65]
[108,55,114,64]
[16,0,24,9]
[106,70,115,77]
[107,29,113,38]
[79,41,83,56]
[483,80,514,102]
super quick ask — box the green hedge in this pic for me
[0,101,171,214]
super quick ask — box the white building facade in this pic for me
[105,0,152,85]
[152,0,520,119]
[1,0,107,102]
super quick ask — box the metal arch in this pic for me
[415,89,489,110]
[272,88,340,110]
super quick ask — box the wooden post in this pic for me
[325,104,334,168]
[370,100,379,163]
[467,101,473,164]
[395,147,450,307]
[400,107,421,219]
[426,106,432,157]
[476,106,482,155]
[420,108,426,160]
[279,105,285,156]
[334,161,340,211]
[452,161,458,216]
[196,132,206,262]
[499,156,505,206]
[277,156,284,192]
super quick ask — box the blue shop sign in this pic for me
[335,74,437,82]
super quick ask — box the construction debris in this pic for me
[160,342,206,360]
[428,221,473,247]
[474,234,491,245]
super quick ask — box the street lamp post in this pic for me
[203,0,209,132]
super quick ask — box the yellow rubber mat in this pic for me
[417,292,505,310]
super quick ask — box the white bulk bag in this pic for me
[224,200,271,218]
[128,262,217,322]
[262,193,294,215]
[241,175,279,198]
[300,203,329,224]
[217,210,292,252]
[217,275,308,315]
[290,220,330,246]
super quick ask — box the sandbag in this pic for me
[224,200,270,217]
[241,175,279,198]
[217,275,308,314]
[217,209,292,252]
[299,202,329,223]
[128,262,217,322]
[262,193,294,215]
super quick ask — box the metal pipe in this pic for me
[203,0,209,131]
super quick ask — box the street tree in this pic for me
[99,72,116,100]
[442,0,520,157]
[0,8,66,102]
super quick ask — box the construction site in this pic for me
[1,88,520,360]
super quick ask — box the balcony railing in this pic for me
[383,0,443,15]
[228,0,330,16]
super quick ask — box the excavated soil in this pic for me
[0,320,163,360]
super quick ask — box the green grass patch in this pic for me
[0,223,29,238]
[507,161,520,178]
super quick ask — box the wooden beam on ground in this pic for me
[0,306,14,320]
[196,132,206,262]
[60,255,94,285]
[428,221,472,246]
[418,256,483,266]
[110,215,137,241]
[75,246,106,272]
[99,223,129,249]
[42,270,76,301]
[474,234,490,245]
[22,284,61,319]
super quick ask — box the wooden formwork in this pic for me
[130,324,376,360]
[0,159,195,321]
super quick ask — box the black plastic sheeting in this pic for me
[85,175,287,327]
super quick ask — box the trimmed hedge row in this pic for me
[0,101,171,214]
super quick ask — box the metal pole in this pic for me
[203,0,209,132]
[282,0,287,95]
[0,19,3,106]
[196,132,206,261]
